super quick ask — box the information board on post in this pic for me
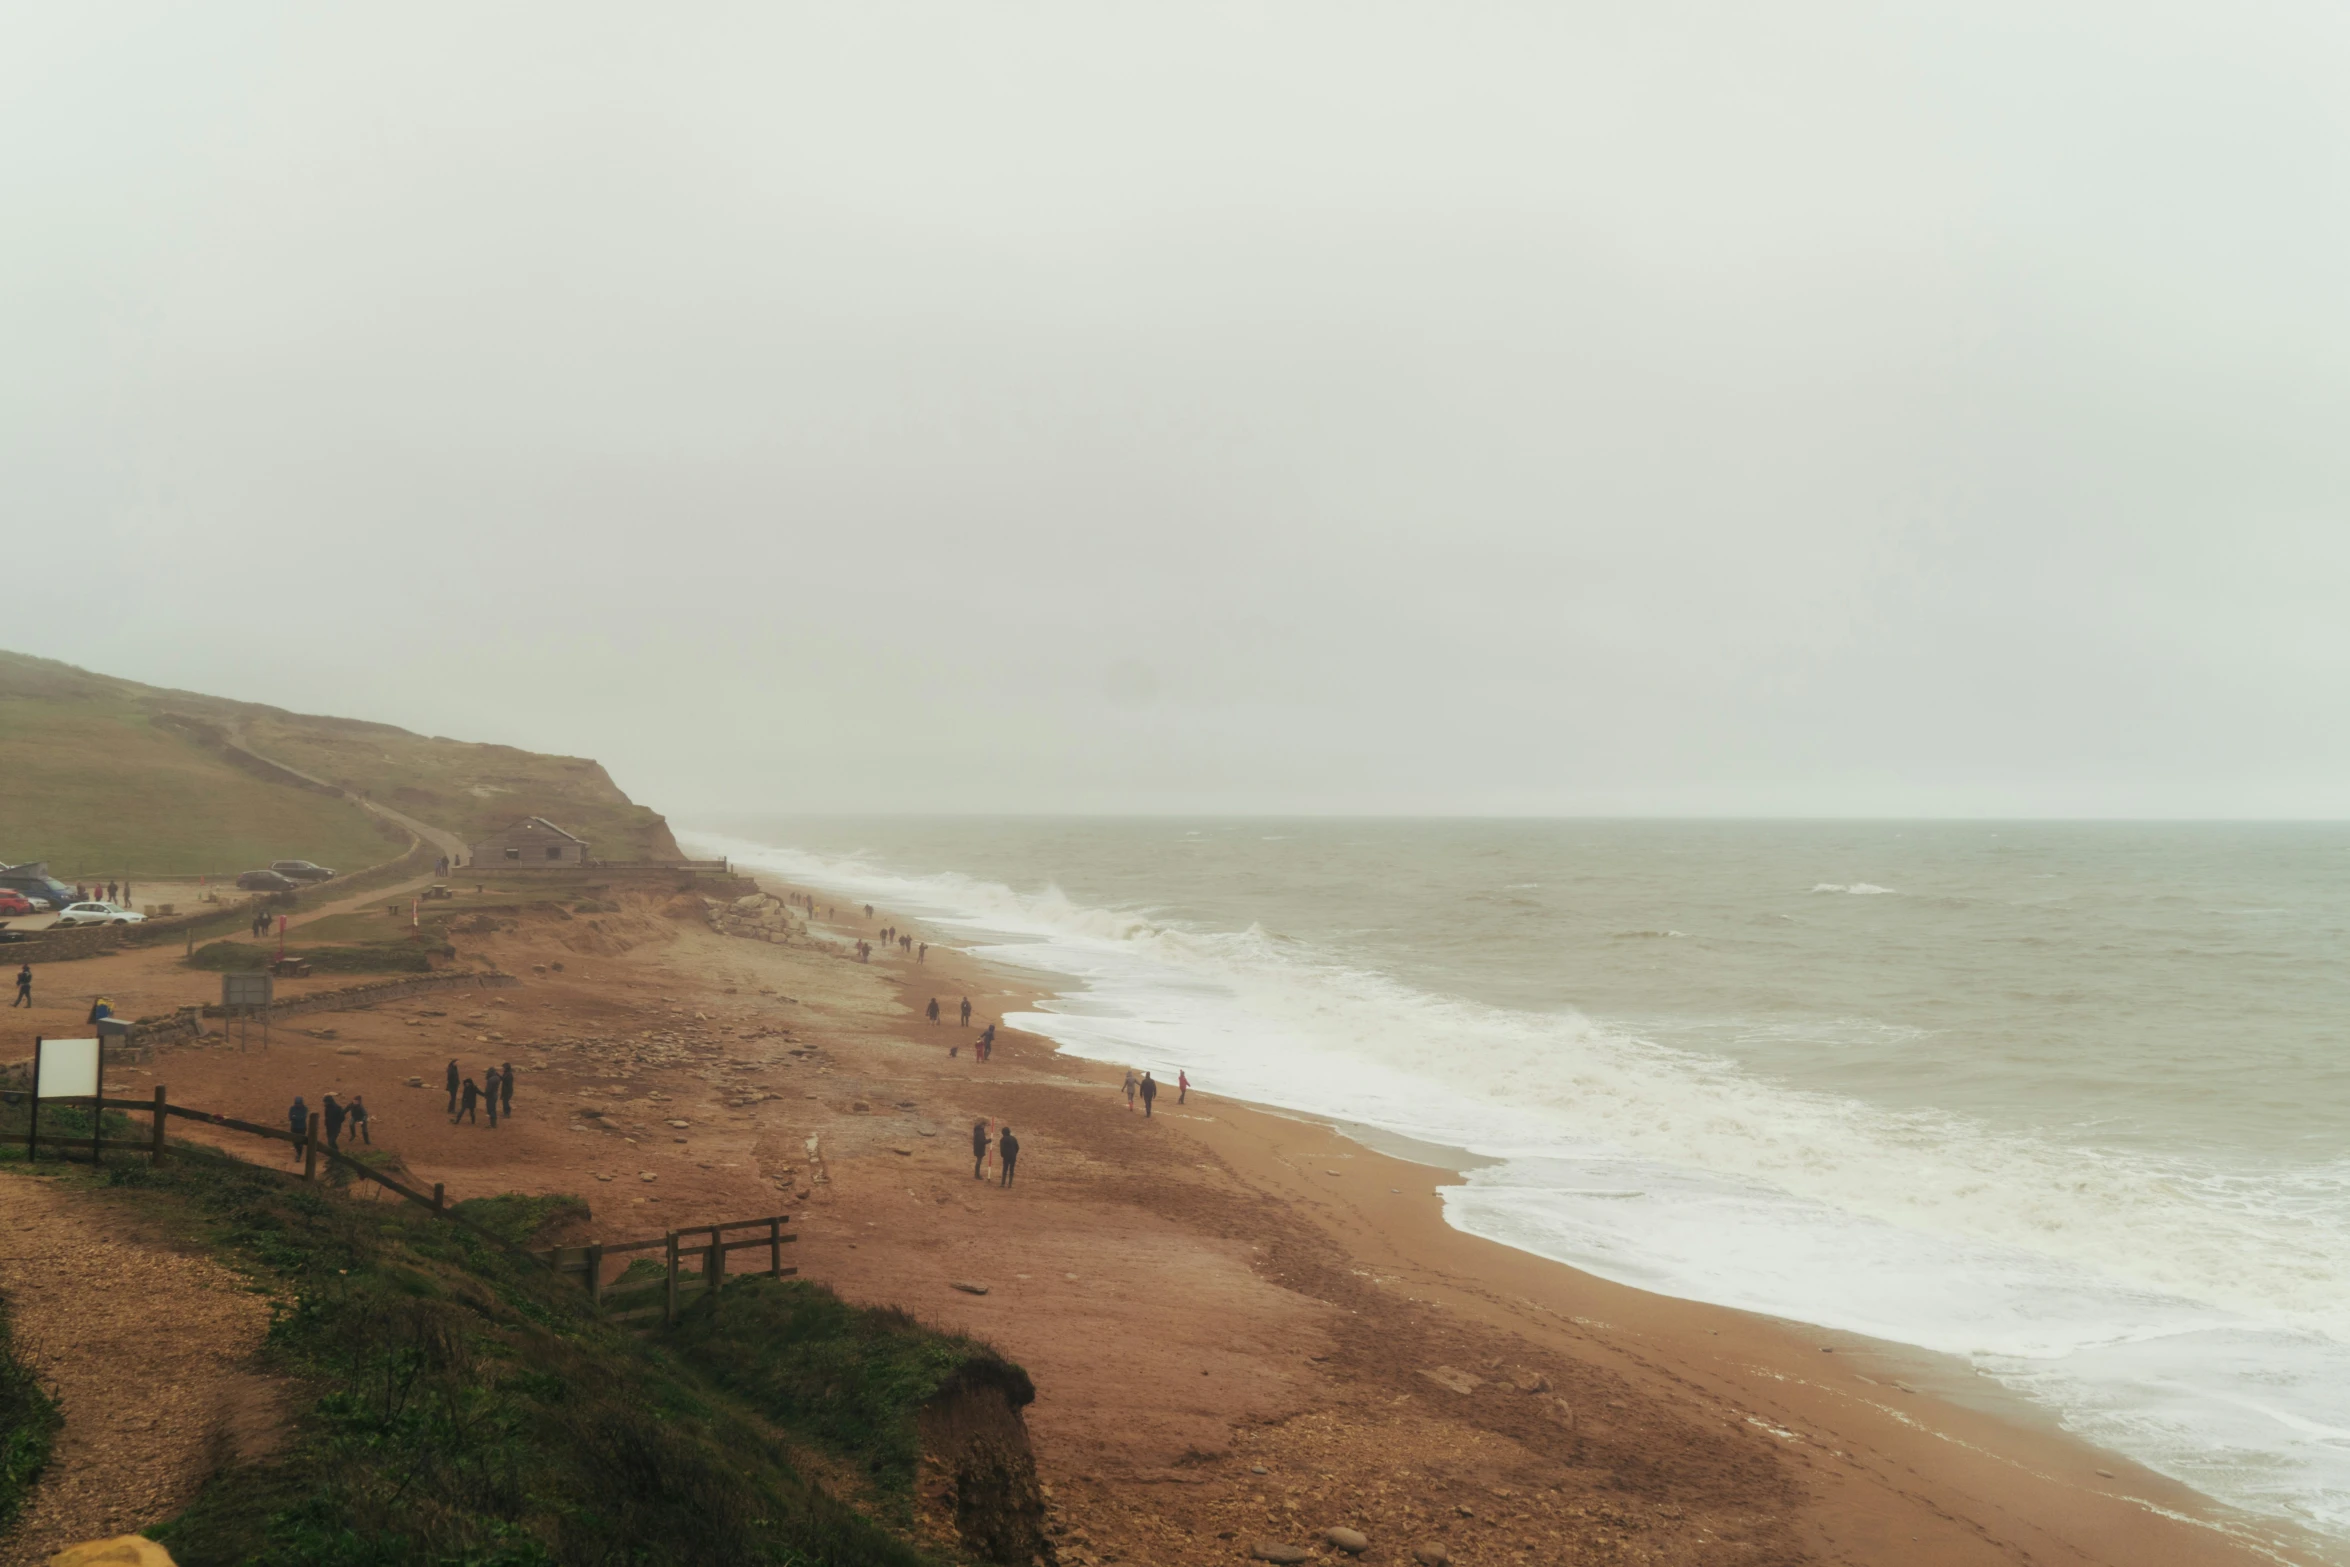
[35,1038,99,1100]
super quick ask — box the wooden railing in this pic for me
[534,1214,796,1327]
[8,1086,794,1317]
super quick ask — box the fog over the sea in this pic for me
[7,4,2348,817]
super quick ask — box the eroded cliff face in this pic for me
[919,1363,1055,1566]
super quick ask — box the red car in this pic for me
[0,890,32,917]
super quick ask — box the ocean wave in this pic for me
[1811,882,1898,894]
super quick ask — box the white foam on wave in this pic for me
[689,829,2350,1545]
[1812,882,1898,895]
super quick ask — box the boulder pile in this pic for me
[712,893,804,945]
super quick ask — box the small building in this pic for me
[469,816,588,867]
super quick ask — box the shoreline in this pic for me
[787,884,2330,1567]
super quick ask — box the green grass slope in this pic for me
[0,690,405,880]
[0,650,680,873]
[1,1140,985,1567]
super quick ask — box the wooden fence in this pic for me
[7,1086,793,1321]
[534,1213,796,1327]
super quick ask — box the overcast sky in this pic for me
[7,3,2349,818]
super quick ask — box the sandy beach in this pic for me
[23,882,2325,1567]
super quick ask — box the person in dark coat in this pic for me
[971,1118,990,1179]
[454,1077,479,1125]
[322,1093,346,1150]
[347,1094,371,1145]
[288,1095,309,1160]
[485,1067,499,1128]
[1140,1072,1157,1118]
[12,964,29,1008]
[499,1063,514,1117]
[445,1059,460,1114]
[997,1126,1019,1186]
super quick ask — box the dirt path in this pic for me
[0,1172,282,1559]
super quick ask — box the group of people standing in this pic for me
[970,1117,1020,1185]
[445,1059,518,1125]
[284,1091,370,1154]
[74,880,130,906]
[1121,1067,1187,1116]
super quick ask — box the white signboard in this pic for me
[35,1039,99,1100]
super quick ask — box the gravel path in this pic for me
[0,1173,282,1559]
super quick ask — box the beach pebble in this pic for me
[1323,1527,1369,1554]
[951,1280,990,1295]
[2095,1468,2115,1478]
[406,1077,423,1087]
[667,1119,691,1128]
[1250,1544,1309,1564]
[1412,1548,1450,1567]
[595,1174,613,1182]
[892,1147,913,1156]
[1250,1464,1269,1475]
[639,1172,656,1182]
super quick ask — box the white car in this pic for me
[54,901,145,927]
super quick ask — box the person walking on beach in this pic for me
[972,1117,990,1179]
[1140,1072,1157,1118]
[499,1063,515,1118]
[322,1093,346,1151]
[445,1059,460,1114]
[927,998,940,1024]
[919,942,927,964]
[454,1077,480,1124]
[348,1094,371,1145]
[978,1024,995,1061]
[12,964,29,1008]
[997,1126,1019,1186]
[484,1067,499,1128]
[959,997,971,1027]
[1177,1069,1188,1104]
[287,1096,309,1161]
[1122,1069,1138,1112]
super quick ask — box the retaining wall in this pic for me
[203,969,519,1020]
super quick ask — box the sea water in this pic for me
[686,818,2350,1551]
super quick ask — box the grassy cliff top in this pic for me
[0,650,680,876]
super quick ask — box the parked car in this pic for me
[0,890,31,917]
[0,873,70,911]
[237,869,299,892]
[268,860,336,882]
[54,901,145,928]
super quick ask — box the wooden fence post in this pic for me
[587,1242,604,1308]
[151,1085,167,1162]
[26,1037,40,1163]
[302,1111,319,1182]
[432,1182,445,1212]
[664,1232,680,1326]
[707,1226,722,1316]
[768,1217,781,1278]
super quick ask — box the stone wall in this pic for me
[0,924,128,964]
[203,969,520,1020]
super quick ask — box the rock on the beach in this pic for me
[1412,1547,1450,1567]
[1511,1369,1552,1394]
[1418,1365,1481,1396]
[951,1280,990,1295]
[1250,1545,1309,1565]
[1323,1527,1369,1554]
